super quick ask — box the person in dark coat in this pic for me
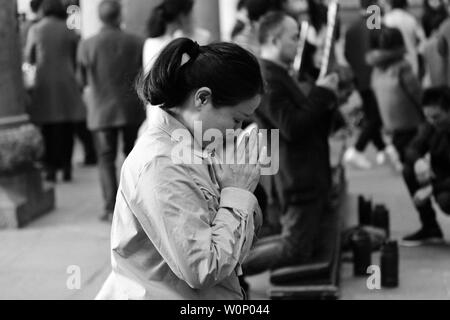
[343,0,389,170]
[242,11,338,275]
[77,0,146,221]
[25,0,85,182]
[401,86,450,246]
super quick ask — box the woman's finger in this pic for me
[237,133,248,164]
[258,146,268,166]
[249,128,258,165]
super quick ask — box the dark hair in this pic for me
[30,0,43,13]
[307,0,326,31]
[422,86,450,111]
[147,0,194,38]
[422,0,449,37]
[372,25,405,50]
[98,0,121,25]
[40,0,67,19]
[244,0,286,22]
[258,11,287,45]
[389,0,408,9]
[138,38,264,109]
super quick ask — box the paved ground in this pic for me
[246,149,450,300]
[0,143,449,300]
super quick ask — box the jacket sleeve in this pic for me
[24,24,37,64]
[262,79,337,141]
[130,156,259,290]
[405,123,433,165]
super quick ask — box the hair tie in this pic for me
[180,41,201,67]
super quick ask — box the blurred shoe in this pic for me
[376,151,387,165]
[401,226,444,247]
[344,147,372,169]
[385,145,403,172]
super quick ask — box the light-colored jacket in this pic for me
[367,49,423,132]
[96,106,260,300]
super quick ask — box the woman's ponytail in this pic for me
[137,38,264,111]
[138,38,200,108]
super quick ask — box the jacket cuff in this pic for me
[220,188,258,214]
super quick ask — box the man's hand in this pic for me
[413,185,433,207]
[316,72,339,96]
[414,158,432,185]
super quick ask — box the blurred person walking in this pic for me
[25,0,85,182]
[382,0,427,76]
[344,0,391,170]
[367,26,424,168]
[77,0,146,221]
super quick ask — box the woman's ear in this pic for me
[194,87,212,109]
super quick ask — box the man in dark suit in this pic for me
[77,0,146,221]
[242,11,338,275]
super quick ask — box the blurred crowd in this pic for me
[17,0,450,281]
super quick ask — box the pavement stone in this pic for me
[1,143,449,299]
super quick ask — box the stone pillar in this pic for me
[0,0,54,229]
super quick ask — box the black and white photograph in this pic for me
[0,0,450,310]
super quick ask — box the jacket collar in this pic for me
[147,105,210,160]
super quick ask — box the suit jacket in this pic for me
[255,59,337,206]
[25,17,85,124]
[77,26,146,130]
